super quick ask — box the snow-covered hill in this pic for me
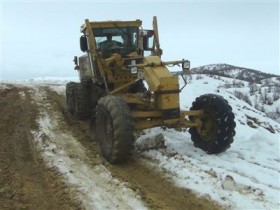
[191,63,279,83]
[190,64,280,123]
[137,74,280,209]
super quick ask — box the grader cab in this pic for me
[66,17,236,163]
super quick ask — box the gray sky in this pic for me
[1,0,279,80]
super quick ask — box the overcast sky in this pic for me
[1,0,279,80]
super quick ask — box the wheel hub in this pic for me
[197,111,217,141]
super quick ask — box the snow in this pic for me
[30,87,147,210]
[136,75,280,209]
[1,74,279,210]
[7,76,80,84]
[0,83,12,91]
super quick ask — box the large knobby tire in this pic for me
[189,94,236,154]
[96,95,134,164]
[89,84,99,140]
[73,83,91,120]
[66,82,76,115]
[66,79,91,120]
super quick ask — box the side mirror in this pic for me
[73,56,79,70]
[143,36,149,50]
[73,56,78,65]
[80,35,88,52]
[142,30,154,51]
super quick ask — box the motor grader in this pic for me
[66,17,236,163]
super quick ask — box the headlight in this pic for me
[182,60,190,70]
[130,60,138,74]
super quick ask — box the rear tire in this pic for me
[89,84,100,140]
[66,80,91,120]
[66,82,77,115]
[96,95,134,164]
[73,83,91,120]
[189,94,236,154]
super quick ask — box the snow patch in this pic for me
[135,75,280,209]
[31,88,147,210]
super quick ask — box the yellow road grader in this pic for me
[66,17,236,163]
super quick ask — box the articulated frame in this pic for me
[131,105,203,130]
[118,92,204,130]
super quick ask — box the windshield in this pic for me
[93,27,138,49]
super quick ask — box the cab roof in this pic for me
[80,19,142,33]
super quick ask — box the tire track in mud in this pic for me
[42,86,223,210]
[0,85,81,210]
[32,86,147,209]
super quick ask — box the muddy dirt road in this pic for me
[0,83,222,210]
[0,85,80,210]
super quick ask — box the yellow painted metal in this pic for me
[143,56,179,92]
[152,16,162,57]
[134,116,201,130]
[157,93,179,109]
[85,20,135,84]
[134,119,162,130]
[109,80,138,95]
[197,112,217,141]
[129,60,186,69]
[103,53,124,68]
[131,111,162,118]
[102,53,126,83]
[142,56,180,111]
[85,19,105,78]
[163,118,180,125]
[80,17,205,131]
[121,94,150,107]
[144,68,160,92]
[181,110,204,117]
[81,20,142,32]
[179,110,203,128]
[183,120,202,128]
[132,108,204,130]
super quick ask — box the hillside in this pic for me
[190,64,280,123]
[140,74,280,209]
[191,63,279,83]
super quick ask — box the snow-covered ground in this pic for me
[137,75,280,209]
[30,86,147,210]
[2,75,279,209]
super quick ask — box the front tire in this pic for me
[96,96,134,164]
[189,94,236,154]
